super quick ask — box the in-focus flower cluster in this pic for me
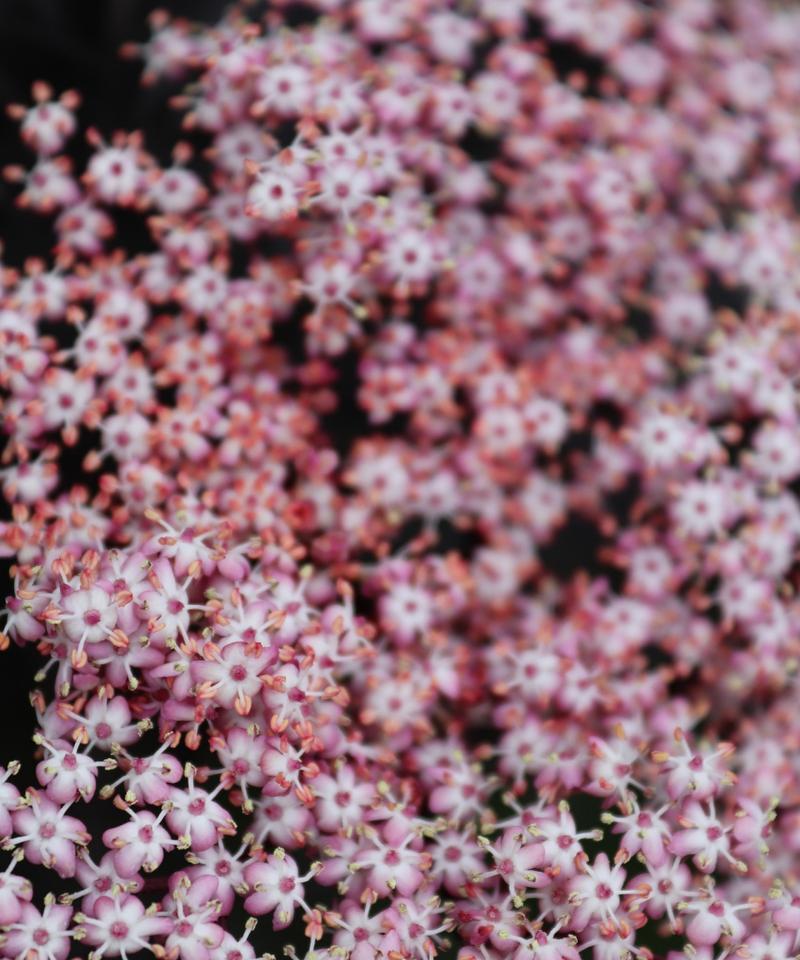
[2,2,800,959]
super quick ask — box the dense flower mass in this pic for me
[2,1,800,958]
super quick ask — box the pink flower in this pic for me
[165,774,236,853]
[312,764,376,833]
[668,801,739,874]
[683,898,748,948]
[79,893,173,957]
[2,900,73,960]
[604,800,671,867]
[243,850,316,929]
[35,739,103,803]
[0,854,33,926]
[10,795,89,878]
[162,875,224,960]
[102,806,176,877]
[0,766,21,839]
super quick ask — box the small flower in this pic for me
[243,849,317,930]
[10,793,89,878]
[2,898,73,960]
[78,893,173,959]
[165,768,236,853]
[102,805,176,877]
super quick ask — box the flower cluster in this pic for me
[2,2,800,959]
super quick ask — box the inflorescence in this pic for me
[2,2,800,959]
